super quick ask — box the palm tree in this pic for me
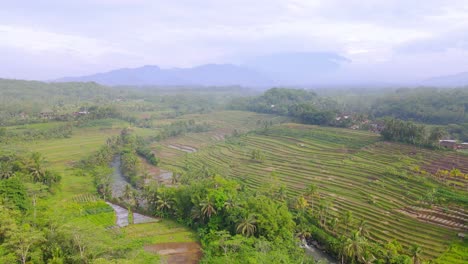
[357,219,370,237]
[275,185,288,202]
[328,217,339,234]
[295,224,311,241]
[200,199,217,220]
[236,214,257,237]
[0,161,14,179]
[29,153,46,183]
[304,183,318,209]
[344,231,366,263]
[123,184,133,201]
[156,193,173,215]
[410,244,422,264]
[295,195,309,212]
[341,210,353,234]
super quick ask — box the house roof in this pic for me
[439,140,457,143]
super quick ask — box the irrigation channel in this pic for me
[109,156,156,227]
[109,156,336,263]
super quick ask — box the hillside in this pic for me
[56,64,273,87]
[422,72,468,87]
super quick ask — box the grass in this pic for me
[1,119,198,261]
[156,122,466,260]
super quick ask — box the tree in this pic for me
[156,192,173,215]
[7,224,44,264]
[250,149,265,162]
[304,184,318,209]
[236,214,257,237]
[200,199,217,220]
[341,210,353,234]
[0,161,14,179]
[343,231,366,264]
[409,244,422,264]
[295,195,309,212]
[28,152,46,183]
[357,219,370,237]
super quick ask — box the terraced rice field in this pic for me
[2,121,198,262]
[158,123,466,260]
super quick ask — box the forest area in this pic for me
[0,79,467,264]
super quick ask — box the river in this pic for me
[110,156,335,262]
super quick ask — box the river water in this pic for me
[302,239,337,264]
[109,157,335,262]
[108,156,156,227]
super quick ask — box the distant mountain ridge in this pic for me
[55,52,352,87]
[422,72,468,87]
[56,64,274,87]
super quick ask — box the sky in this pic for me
[1,0,468,82]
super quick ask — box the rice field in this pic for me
[157,123,466,260]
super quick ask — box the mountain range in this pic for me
[55,52,468,88]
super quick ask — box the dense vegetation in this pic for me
[370,88,468,125]
[230,88,339,126]
[1,79,467,263]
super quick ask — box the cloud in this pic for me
[0,24,134,61]
[1,1,468,80]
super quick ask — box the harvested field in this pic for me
[144,242,202,264]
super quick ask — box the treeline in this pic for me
[154,120,212,141]
[230,88,339,126]
[0,152,64,263]
[370,87,468,125]
[381,118,446,146]
[79,128,159,198]
[0,123,73,143]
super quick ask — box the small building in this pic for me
[39,112,55,119]
[458,143,468,150]
[439,140,457,149]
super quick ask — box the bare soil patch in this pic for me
[144,242,202,264]
[397,206,467,231]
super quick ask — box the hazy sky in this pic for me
[1,0,468,81]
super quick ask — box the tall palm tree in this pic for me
[304,183,318,209]
[0,161,14,179]
[200,199,217,220]
[156,193,173,215]
[344,231,366,264]
[295,224,311,241]
[357,219,370,237]
[295,195,309,212]
[410,244,422,264]
[236,214,257,237]
[123,184,133,201]
[341,210,353,234]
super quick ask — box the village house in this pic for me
[439,140,458,149]
[39,112,55,119]
[459,143,468,150]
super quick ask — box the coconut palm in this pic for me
[0,161,14,179]
[341,210,353,234]
[200,199,217,220]
[343,231,366,263]
[29,153,46,183]
[275,185,288,202]
[304,183,318,208]
[357,219,370,237]
[295,195,309,212]
[409,244,422,264]
[295,224,311,241]
[236,214,257,237]
[328,217,340,234]
[156,193,173,214]
[123,184,133,201]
